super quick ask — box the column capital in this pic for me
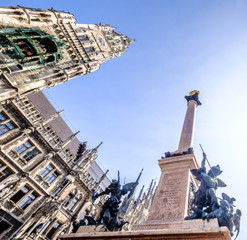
[185,91,201,106]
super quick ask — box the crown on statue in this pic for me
[185,90,201,105]
[189,90,200,96]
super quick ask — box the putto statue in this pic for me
[185,148,241,239]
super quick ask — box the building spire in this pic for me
[178,90,201,152]
[128,168,143,199]
[94,141,103,151]
[93,169,109,190]
[42,110,64,126]
[135,185,145,207]
[146,179,154,199]
[61,131,80,149]
[73,141,103,174]
[34,110,64,129]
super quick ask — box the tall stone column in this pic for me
[178,91,201,152]
[134,91,201,229]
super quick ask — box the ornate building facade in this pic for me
[0,5,133,102]
[0,89,154,239]
[0,91,111,240]
[0,5,153,240]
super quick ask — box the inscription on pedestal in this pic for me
[148,170,189,221]
[162,174,182,218]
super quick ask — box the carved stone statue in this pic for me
[0,172,22,192]
[0,173,28,204]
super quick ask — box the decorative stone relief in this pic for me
[12,207,24,217]
[17,157,26,166]
[34,174,42,183]
[41,181,49,189]
[8,150,18,159]
[3,199,15,210]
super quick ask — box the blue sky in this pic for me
[4,0,247,239]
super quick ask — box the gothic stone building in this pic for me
[0,90,111,240]
[0,5,134,240]
[119,174,156,231]
[0,5,133,102]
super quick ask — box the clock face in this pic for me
[97,35,106,48]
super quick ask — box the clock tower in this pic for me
[0,6,133,102]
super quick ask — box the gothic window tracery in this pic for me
[84,47,95,53]
[52,179,69,197]
[0,113,6,121]
[58,148,73,162]
[15,141,32,154]
[38,220,49,233]
[0,122,14,135]
[13,97,43,124]
[66,197,78,212]
[19,191,39,210]
[46,171,59,184]
[40,164,54,178]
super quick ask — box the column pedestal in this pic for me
[139,154,199,226]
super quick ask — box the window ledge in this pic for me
[0,128,19,140]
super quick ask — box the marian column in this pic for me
[60,91,232,239]
[134,90,201,228]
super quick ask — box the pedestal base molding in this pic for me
[58,219,231,240]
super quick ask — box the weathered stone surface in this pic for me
[77,225,107,233]
[58,219,231,240]
[145,154,199,223]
